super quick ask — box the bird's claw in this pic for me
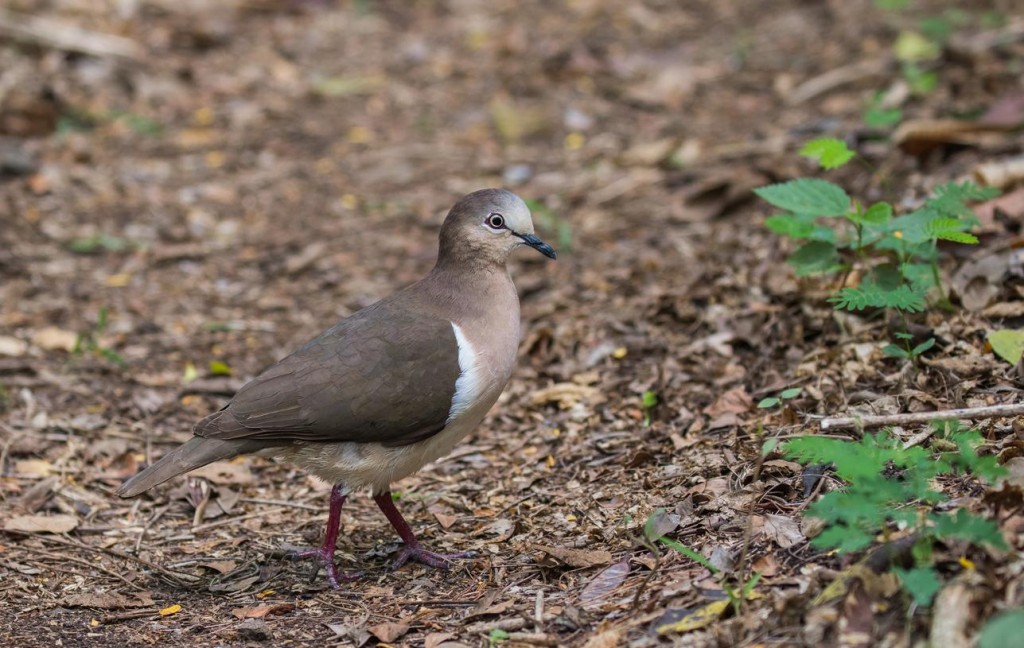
[391,546,477,571]
[286,545,360,589]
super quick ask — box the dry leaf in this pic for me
[14,459,53,478]
[582,627,624,648]
[367,620,411,643]
[760,514,806,549]
[62,592,154,609]
[0,336,28,357]
[657,600,730,635]
[580,560,629,606]
[425,632,457,648]
[529,544,613,568]
[32,327,79,352]
[4,513,78,534]
[231,604,296,619]
[530,383,602,409]
[704,387,753,417]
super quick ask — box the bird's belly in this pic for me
[274,393,497,493]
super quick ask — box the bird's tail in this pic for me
[117,436,267,498]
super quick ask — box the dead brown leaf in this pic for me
[760,514,806,549]
[4,513,78,534]
[231,603,296,619]
[367,620,411,643]
[704,387,752,417]
[62,592,155,609]
[529,543,613,568]
[580,560,630,606]
[187,460,254,485]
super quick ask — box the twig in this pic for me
[787,58,889,105]
[0,9,143,60]
[819,402,1024,431]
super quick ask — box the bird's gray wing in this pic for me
[193,306,461,447]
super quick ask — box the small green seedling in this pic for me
[73,306,126,366]
[757,137,998,357]
[488,628,509,646]
[643,509,761,614]
[784,420,1006,606]
[641,390,658,426]
[757,387,803,410]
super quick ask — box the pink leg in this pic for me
[372,490,476,570]
[289,484,360,588]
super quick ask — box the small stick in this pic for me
[0,9,142,60]
[819,402,1024,431]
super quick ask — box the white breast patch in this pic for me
[447,322,486,424]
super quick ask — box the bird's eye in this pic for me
[486,213,506,230]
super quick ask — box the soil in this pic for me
[1,0,1023,646]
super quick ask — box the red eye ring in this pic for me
[486,213,505,229]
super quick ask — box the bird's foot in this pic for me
[391,544,477,571]
[286,545,361,589]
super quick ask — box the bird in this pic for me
[117,188,556,588]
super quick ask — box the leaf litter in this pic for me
[0,0,1023,646]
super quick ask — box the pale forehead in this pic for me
[490,191,532,229]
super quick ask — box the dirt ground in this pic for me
[2,0,1024,646]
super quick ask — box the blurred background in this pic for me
[1,0,1022,645]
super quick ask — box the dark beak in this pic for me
[515,232,557,260]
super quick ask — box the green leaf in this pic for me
[980,610,1024,648]
[829,284,926,313]
[893,566,942,606]
[799,138,855,170]
[758,397,781,409]
[489,628,510,644]
[660,537,718,574]
[764,214,815,239]
[988,329,1024,365]
[754,179,851,216]
[894,31,941,62]
[861,202,893,225]
[910,337,936,357]
[931,509,1008,550]
[864,104,902,128]
[780,387,802,399]
[788,241,841,276]
[209,360,232,376]
[642,390,658,409]
[883,344,910,359]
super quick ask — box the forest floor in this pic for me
[1,0,1023,646]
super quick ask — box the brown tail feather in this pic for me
[117,437,269,497]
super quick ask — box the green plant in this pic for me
[756,138,998,357]
[757,387,802,410]
[73,306,126,366]
[642,509,761,614]
[487,628,509,646]
[980,610,1024,648]
[641,390,658,426]
[784,420,1007,606]
[524,198,572,252]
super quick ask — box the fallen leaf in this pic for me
[657,600,730,634]
[367,620,411,643]
[704,387,753,417]
[580,560,629,606]
[159,604,182,616]
[32,327,79,352]
[4,513,78,534]
[231,603,296,619]
[582,627,624,648]
[14,459,53,478]
[529,544,613,568]
[0,336,28,357]
[530,383,602,409]
[425,632,457,648]
[988,329,1024,365]
[760,514,806,548]
[62,592,154,609]
[433,512,458,530]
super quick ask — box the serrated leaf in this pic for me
[799,137,855,170]
[754,179,851,216]
[829,284,926,313]
[931,509,1008,550]
[764,214,815,239]
[893,566,941,606]
[861,202,893,225]
[988,329,1024,365]
[788,241,841,276]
